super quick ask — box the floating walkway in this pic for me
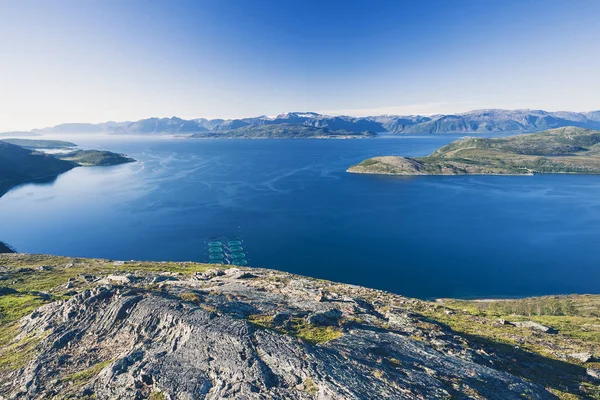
[205,236,249,266]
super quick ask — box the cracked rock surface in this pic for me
[0,259,555,400]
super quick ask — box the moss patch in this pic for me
[0,331,46,372]
[248,314,342,345]
[63,359,114,386]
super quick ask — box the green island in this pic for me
[0,139,77,149]
[0,141,135,198]
[0,253,598,399]
[348,127,600,175]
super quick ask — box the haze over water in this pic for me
[1,135,599,299]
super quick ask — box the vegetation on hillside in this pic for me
[348,127,600,175]
[57,150,135,166]
[0,142,135,198]
[0,141,77,197]
[190,123,376,138]
[0,254,598,399]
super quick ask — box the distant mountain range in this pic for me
[9,109,600,137]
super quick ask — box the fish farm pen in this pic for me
[206,238,248,266]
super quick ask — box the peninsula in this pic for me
[348,127,600,176]
[0,140,135,198]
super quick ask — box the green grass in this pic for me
[0,331,46,372]
[57,150,134,166]
[248,314,342,345]
[351,127,600,176]
[409,296,600,399]
[438,295,600,344]
[180,291,202,303]
[0,292,52,372]
[358,159,380,167]
[63,358,114,385]
[0,255,224,295]
[303,378,318,396]
[149,391,166,400]
[0,293,49,325]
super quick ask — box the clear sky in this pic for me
[1,0,599,131]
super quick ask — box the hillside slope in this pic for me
[0,254,598,399]
[348,127,600,175]
[0,142,135,198]
[0,141,77,197]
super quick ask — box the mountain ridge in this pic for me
[9,109,600,137]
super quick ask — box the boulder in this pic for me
[587,368,600,380]
[224,268,257,280]
[513,321,557,334]
[100,275,135,285]
[152,275,179,284]
[194,269,225,280]
[569,352,593,363]
[307,308,342,326]
[497,319,514,326]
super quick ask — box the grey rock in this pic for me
[194,269,225,280]
[587,368,600,380]
[513,321,557,334]
[1,270,552,400]
[99,274,135,285]
[569,352,593,363]
[224,268,257,280]
[308,309,342,326]
[151,275,179,284]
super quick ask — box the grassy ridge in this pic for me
[349,127,600,175]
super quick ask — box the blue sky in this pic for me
[1,0,599,130]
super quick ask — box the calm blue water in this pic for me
[1,135,600,299]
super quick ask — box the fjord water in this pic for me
[1,135,599,299]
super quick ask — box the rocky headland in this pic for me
[0,254,598,399]
[348,127,600,176]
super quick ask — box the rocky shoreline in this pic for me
[0,254,598,399]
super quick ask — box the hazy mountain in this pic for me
[124,117,209,133]
[0,131,40,137]
[19,109,600,136]
[397,109,600,134]
[190,123,376,138]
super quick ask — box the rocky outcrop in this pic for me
[1,266,550,399]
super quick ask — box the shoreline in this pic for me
[2,252,594,302]
[346,168,535,176]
